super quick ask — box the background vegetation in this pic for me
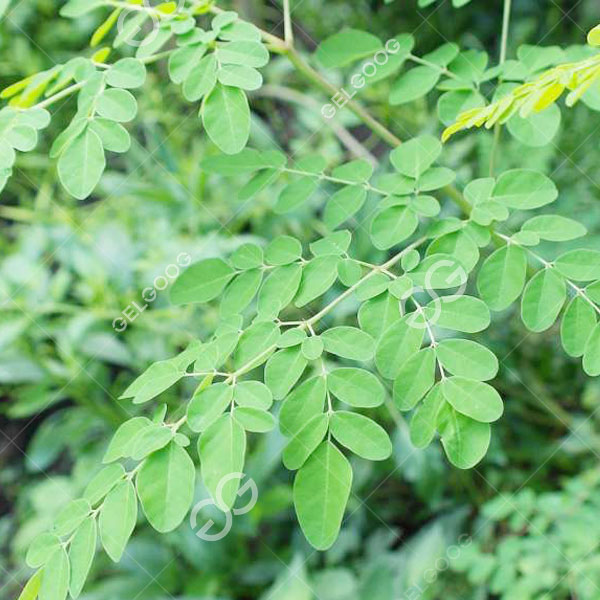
[1,0,600,598]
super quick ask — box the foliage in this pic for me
[2,0,600,599]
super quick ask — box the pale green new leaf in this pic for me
[234,407,276,432]
[83,463,125,505]
[521,215,586,241]
[294,256,340,307]
[554,250,600,281]
[410,384,444,448]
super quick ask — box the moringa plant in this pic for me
[7,1,600,599]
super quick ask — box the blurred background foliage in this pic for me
[1,0,600,598]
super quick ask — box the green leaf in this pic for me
[183,54,217,101]
[68,518,96,599]
[137,442,195,532]
[554,250,600,281]
[202,83,250,154]
[57,128,105,199]
[438,89,486,126]
[316,28,382,68]
[410,384,444,448]
[171,258,235,304]
[264,235,302,265]
[302,336,324,360]
[258,264,302,315]
[393,347,436,410]
[436,339,499,381]
[60,0,104,17]
[198,414,246,511]
[477,245,528,311]
[217,41,269,67]
[323,185,367,230]
[390,66,440,105]
[321,326,375,361]
[424,295,490,333]
[441,377,503,422]
[521,268,567,332]
[188,382,234,432]
[390,135,441,178]
[358,292,401,339]
[330,411,391,460]
[521,215,586,242]
[221,268,262,315]
[507,104,561,147]
[234,406,276,432]
[103,416,151,463]
[561,296,596,358]
[283,413,329,470]
[53,499,91,536]
[231,243,263,269]
[439,409,491,469]
[583,323,600,377]
[375,316,424,379]
[491,170,558,209]
[99,480,137,562]
[83,463,125,505]
[275,177,318,213]
[218,64,262,90]
[338,258,362,287]
[331,159,374,183]
[106,58,147,89]
[280,376,326,437]
[96,88,138,122]
[39,547,70,600]
[310,230,351,257]
[293,441,353,550]
[370,206,418,250]
[265,346,308,400]
[168,44,207,84]
[408,254,468,290]
[233,381,273,410]
[89,118,130,153]
[327,367,385,407]
[120,360,183,404]
[278,327,307,348]
[234,321,280,369]
[26,533,60,568]
[294,256,340,307]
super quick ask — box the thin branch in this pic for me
[283,0,294,47]
[257,84,378,164]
